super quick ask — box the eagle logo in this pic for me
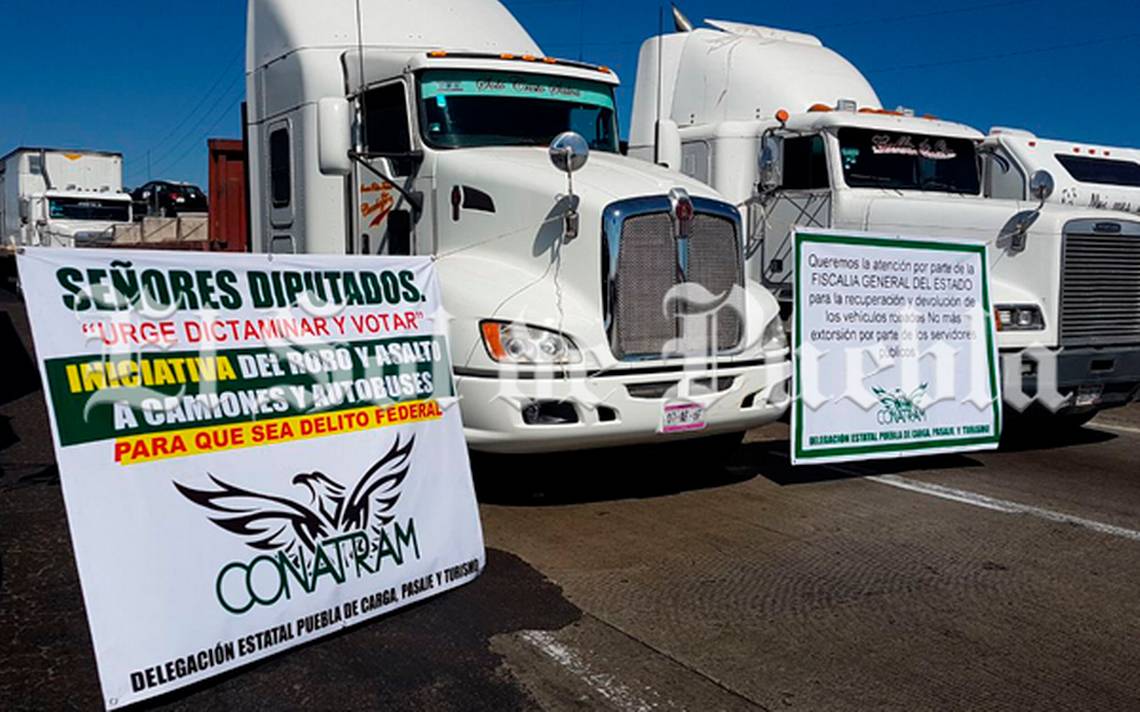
[873,385,928,425]
[174,435,415,558]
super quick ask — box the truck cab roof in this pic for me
[247,0,542,71]
[343,50,619,96]
[782,110,984,141]
[630,22,881,150]
[682,110,985,144]
[40,189,132,200]
[0,147,123,164]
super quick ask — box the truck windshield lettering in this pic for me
[839,128,980,195]
[418,70,618,152]
[48,197,131,223]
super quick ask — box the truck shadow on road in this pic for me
[0,310,40,405]
[998,425,1116,453]
[729,424,1118,487]
[730,439,986,486]
[0,547,580,712]
[0,303,52,488]
[471,440,757,506]
[470,422,1120,505]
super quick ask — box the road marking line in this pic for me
[868,475,1140,543]
[1092,422,1140,436]
[519,630,660,712]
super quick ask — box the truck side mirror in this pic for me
[759,136,784,192]
[549,131,590,174]
[1029,169,1054,205]
[18,197,30,222]
[549,132,589,244]
[1003,170,1056,253]
[317,97,353,176]
[656,119,682,171]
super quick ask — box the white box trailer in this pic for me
[983,128,1140,215]
[244,0,791,453]
[628,18,1140,422]
[0,148,133,248]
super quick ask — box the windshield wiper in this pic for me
[920,179,966,193]
[848,174,912,189]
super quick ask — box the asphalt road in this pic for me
[2,287,1139,711]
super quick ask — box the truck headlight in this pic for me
[995,305,1045,331]
[480,321,582,364]
[763,317,788,350]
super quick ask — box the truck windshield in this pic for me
[48,197,131,222]
[838,128,980,194]
[418,70,619,152]
[1055,154,1140,188]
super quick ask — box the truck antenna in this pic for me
[672,3,695,32]
[654,3,664,165]
[353,0,368,254]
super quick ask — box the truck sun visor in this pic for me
[420,70,616,110]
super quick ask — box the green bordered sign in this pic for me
[791,229,1002,465]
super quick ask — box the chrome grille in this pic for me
[613,213,677,358]
[687,213,744,351]
[608,200,744,360]
[1061,222,1140,346]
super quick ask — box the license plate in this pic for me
[1075,385,1103,408]
[662,402,706,434]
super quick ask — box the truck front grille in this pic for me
[687,213,744,352]
[607,200,744,360]
[1061,221,1140,346]
[613,213,677,358]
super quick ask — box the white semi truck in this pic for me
[0,148,133,248]
[244,0,791,453]
[629,19,1140,421]
[983,128,1140,215]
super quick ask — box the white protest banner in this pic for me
[16,247,485,709]
[791,230,1002,465]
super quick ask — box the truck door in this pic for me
[352,81,420,257]
[752,134,832,295]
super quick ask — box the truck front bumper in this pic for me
[455,359,792,453]
[1006,345,1140,412]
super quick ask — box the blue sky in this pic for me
[4,0,1138,189]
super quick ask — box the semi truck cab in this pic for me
[18,191,132,247]
[629,21,1140,419]
[245,0,791,453]
[983,128,1140,216]
[1,148,132,248]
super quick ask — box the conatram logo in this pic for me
[175,436,421,614]
[873,385,928,425]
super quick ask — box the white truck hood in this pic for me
[439,146,723,200]
[842,189,1140,348]
[430,146,766,370]
[39,219,119,247]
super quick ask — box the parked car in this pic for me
[131,180,208,217]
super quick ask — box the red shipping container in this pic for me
[208,139,249,252]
